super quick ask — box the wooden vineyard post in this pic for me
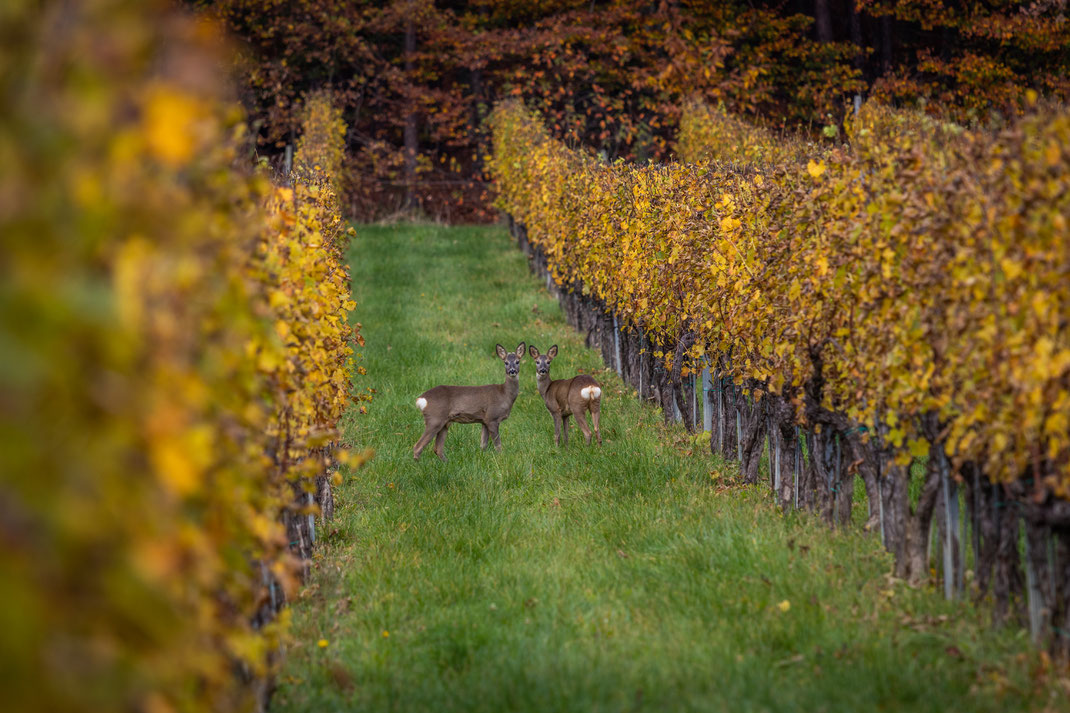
[701,366,712,433]
[717,375,724,453]
[794,428,801,510]
[1024,521,1043,643]
[766,413,772,490]
[833,432,842,526]
[638,333,644,400]
[692,374,698,431]
[735,389,742,464]
[972,471,981,572]
[877,456,885,548]
[938,448,959,600]
[613,315,622,376]
[772,418,781,495]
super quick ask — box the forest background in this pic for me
[202,0,1070,222]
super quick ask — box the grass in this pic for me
[273,223,1064,713]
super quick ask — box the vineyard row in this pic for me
[2,4,366,711]
[489,99,1070,654]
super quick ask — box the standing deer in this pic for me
[529,344,602,446]
[413,342,526,461]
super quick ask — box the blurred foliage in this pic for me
[491,98,1070,499]
[676,99,819,167]
[202,0,864,221]
[0,1,362,711]
[203,0,1068,222]
[861,0,1070,123]
[294,90,348,193]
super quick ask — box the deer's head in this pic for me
[495,342,526,377]
[528,344,557,378]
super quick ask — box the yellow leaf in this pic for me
[907,438,929,458]
[807,160,826,179]
[1000,257,1022,280]
[142,85,201,166]
[152,438,199,496]
[777,600,791,612]
[815,256,829,276]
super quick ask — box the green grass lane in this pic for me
[274,224,1056,713]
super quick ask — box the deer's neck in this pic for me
[536,374,553,399]
[503,374,519,402]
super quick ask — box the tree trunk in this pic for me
[774,416,800,510]
[844,430,882,533]
[469,66,485,173]
[879,13,894,75]
[671,333,697,432]
[847,0,864,71]
[403,11,418,211]
[719,376,740,462]
[889,459,940,585]
[814,0,833,42]
[739,392,766,484]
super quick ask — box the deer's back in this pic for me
[549,375,599,413]
[419,383,513,423]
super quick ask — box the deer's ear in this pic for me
[495,344,508,360]
[515,341,526,359]
[547,344,558,359]
[528,345,540,359]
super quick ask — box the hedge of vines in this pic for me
[0,2,365,711]
[489,98,1070,653]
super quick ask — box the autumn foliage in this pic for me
[210,0,866,220]
[491,97,1070,500]
[208,0,1068,222]
[0,2,362,711]
[493,98,1070,646]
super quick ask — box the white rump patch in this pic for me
[415,397,428,411]
[581,386,601,400]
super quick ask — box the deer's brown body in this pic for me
[529,345,602,446]
[413,343,525,461]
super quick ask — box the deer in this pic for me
[413,342,526,462]
[528,344,602,446]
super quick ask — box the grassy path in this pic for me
[274,224,1056,712]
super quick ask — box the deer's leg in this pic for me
[488,421,502,451]
[575,408,593,446]
[562,415,570,446]
[591,402,602,445]
[553,413,563,446]
[413,419,442,461]
[433,424,449,462]
[480,424,490,451]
